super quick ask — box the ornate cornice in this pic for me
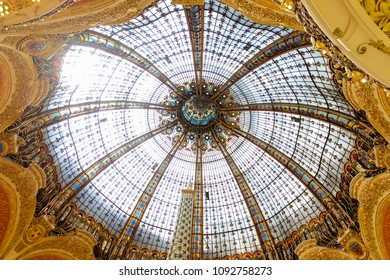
[0,0,155,35]
[222,0,303,30]
[295,239,355,260]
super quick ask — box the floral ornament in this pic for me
[371,0,390,32]
[359,0,377,13]
[359,0,390,34]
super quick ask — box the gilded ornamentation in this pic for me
[0,141,8,156]
[350,172,390,259]
[382,204,390,257]
[25,224,46,244]
[0,131,24,156]
[0,158,41,258]
[1,0,42,13]
[358,0,390,35]
[172,0,205,6]
[333,27,344,39]
[16,232,96,260]
[369,39,390,54]
[293,1,390,94]
[277,0,296,12]
[295,239,355,260]
[0,0,155,35]
[13,215,55,254]
[337,229,370,259]
[0,1,10,17]
[358,40,390,55]
[0,0,388,261]
[14,215,96,260]
[222,0,303,30]
[0,184,12,253]
[373,144,390,168]
[342,73,390,143]
[0,45,45,133]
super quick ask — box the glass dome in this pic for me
[37,0,362,259]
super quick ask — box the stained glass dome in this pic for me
[34,0,370,259]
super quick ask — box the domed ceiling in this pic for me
[36,0,364,259]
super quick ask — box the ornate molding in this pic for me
[222,0,303,30]
[358,40,390,56]
[11,214,96,260]
[0,131,21,156]
[292,0,390,90]
[342,72,390,143]
[337,229,370,260]
[358,0,390,37]
[0,45,46,133]
[0,158,43,259]
[172,0,205,6]
[0,0,155,35]
[15,232,96,260]
[373,144,390,169]
[15,34,68,59]
[0,177,17,257]
[295,239,355,260]
[350,172,390,259]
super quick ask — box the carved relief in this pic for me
[0,131,25,156]
[337,229,370,260]
[0,1,71,27]
[172,0,205,6]
[350,172,390,259]
[0,45,46,133]
[0,181,14,255]
[343,73,390,143]
[222,0,303,30]
[373,144,390,169]
[6,213,96,260]
[358,0,390,37]
[0,0,155,35]
[295,239,355,260]
[24,224,46,244]
[381,203,390,258]
[0,158,43,259]
[16,34,68,59]
[1,0,44,12]
[16,230,96,260]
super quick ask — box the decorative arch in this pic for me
[15,231,96,260]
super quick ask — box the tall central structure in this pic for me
[167,187,194,260]
[1,0,385,261]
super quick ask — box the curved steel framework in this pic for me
[19,0,381,260]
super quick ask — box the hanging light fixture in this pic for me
[0,1,10,17]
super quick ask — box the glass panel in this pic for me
[38,0,359,257]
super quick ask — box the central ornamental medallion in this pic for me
[181,95,217,127]
[158,80,242,153]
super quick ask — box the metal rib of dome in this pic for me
[38,0,363,259]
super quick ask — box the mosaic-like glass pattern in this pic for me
[38,0,360,258]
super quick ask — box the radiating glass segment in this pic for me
[38,0,360,258]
